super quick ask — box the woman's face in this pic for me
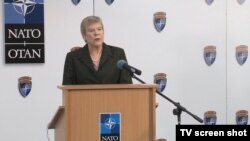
[85,22,104,48]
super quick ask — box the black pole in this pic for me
[131,74,203,124]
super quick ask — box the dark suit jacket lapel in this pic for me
[99,43,112,68]
[78,45,95,72]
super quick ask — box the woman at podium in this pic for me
[62,16,132,85]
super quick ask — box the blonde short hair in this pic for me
[80,16,104,38]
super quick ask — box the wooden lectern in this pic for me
[48,84,157,141]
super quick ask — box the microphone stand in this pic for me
[130,73,203,125]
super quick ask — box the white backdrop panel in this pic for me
[227,0,250,124]
[95,1,226,141]
[0,1,250,141]
[0,1,93,141]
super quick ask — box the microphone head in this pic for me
[117,59,127,70]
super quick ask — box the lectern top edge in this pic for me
[57,84,158,90]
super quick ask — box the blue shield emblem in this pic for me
[105,0,114,5]
[154,73,167,93]
[236,45,248,65]
[236,110,248,125]
[205,0,214,5]
[237,0,246,5]
[204,46,216,66]
[204,111,217,125]
[72,0,81,5]
[18,76,32,98]
[154,12,166,32]
[204,116,217,125]
[236,116,248,125]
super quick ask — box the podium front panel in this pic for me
[55,84,157,141]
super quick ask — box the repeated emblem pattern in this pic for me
[204,46,216,66]
[236,45,248,65]
[204,111,217,125]
[105,0,114,5]
[72,0,81,5]
[237,0,246,5]
[205,0,214,5]
[18,76,32,98]
[154,12,166,32]
[154,73,167,93]
[236,110,248,125]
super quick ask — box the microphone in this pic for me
[117,60,142,75]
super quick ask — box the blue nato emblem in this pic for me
[71,0,81,5]
[4,0,44,63]
[236,45,248,65]
[237,0,246,5]
[236,110,248,125]
[18,76,32,98]
[204,45,216,66]
[154,73,167,93]
[204,116,217,125]
[236,116,248,125]
[153,12,166,32]
[204,111,217,125]
[105,0,114,5]
[205,0,214,5]
[100,113,120,141]
[4,0,44,24]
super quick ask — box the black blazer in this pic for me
[62,43,132,85]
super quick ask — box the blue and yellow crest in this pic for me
[205,0,214,5]
[18,76,32,98]
[105,0,114,5]
[236,110,248,125]
[154,73,167,93]
[204,45,216,66]
[236,45,248,65]
[153,12,166,32]
[237,0,246,5]
[204,111,217,125]
[72,0,81,5]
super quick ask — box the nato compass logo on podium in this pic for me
[204,45,216,66]
[100,113,120,141]
[153,12,166,32]
[18,76,32,98]
[236,45,248,65]
[4,0,44,63]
